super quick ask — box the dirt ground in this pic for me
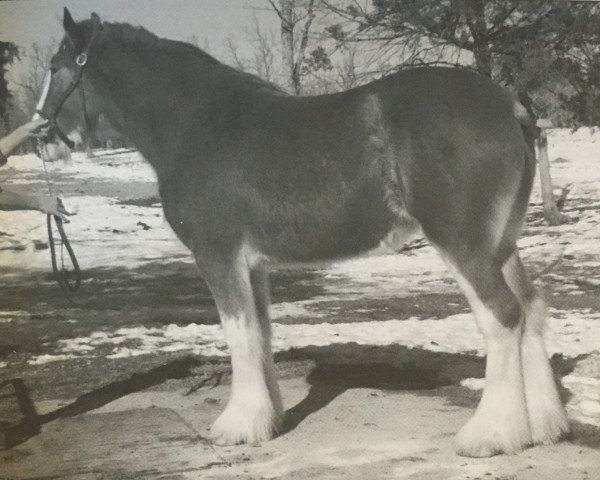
[0,260,599,479]
[1,151,599,479]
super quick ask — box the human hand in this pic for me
[20,117,51,139]
[37,196,71,221]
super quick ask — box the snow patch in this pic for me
[33,310,600,363]
[460,378,484,390]
[271,301,326,319]
[28,354,77,365]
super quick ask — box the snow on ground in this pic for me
[523,129,600,293]
[2,130,600,428]
[3,149,155,183]
[29,308,600,362]
[0,195,187,271]
[0,148,181,270]
[23,306,600,427]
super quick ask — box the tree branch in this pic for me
[294,0,316,74]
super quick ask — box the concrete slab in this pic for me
[1,378,599,479]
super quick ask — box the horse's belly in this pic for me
[254,200,419,264]
[261,220,421,271]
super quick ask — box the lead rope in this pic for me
[40,145,81,303]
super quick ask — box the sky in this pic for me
[0,0,277,83]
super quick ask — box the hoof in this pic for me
[528,398,570,446]
[455,408,532,457]
[209,403,282,446]
[521,331,570,445]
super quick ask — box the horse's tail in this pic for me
[496,92,539,263]
[514,91,539,154]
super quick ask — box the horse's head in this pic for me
[37,8,105,144]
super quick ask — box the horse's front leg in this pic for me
[196,250,283,445]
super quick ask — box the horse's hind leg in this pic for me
[196,250,283,445]
[249,266,284,417]
[439,248,532,457]
[502,250,569,444]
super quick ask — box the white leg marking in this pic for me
[501,254,570,445]
[206,250,282,446]
[210,312,283,445]
[521,297,570,444]
[249,268,285,420]
[448,266,531,457]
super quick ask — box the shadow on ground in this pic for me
[0,262,330,320]
[0,357,203,448]
[3,342,597,451]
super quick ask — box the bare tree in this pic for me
[12,42,55,117]
[226,2,364,95]
[224,16,279,84]
[224,36,249,72]
[268,0,317,94]
[250,18,278,82]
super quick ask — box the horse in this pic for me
[38,8,569,457]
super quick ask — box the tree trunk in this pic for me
[279,0,300,95]
[536,126,566,226]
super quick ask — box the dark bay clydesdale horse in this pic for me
[38,9,569,457]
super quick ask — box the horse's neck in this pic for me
[99,48,231,180]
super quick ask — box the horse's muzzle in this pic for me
[33,72,76,150]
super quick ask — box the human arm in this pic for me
[0,187,69,220]
[0,118,50,163]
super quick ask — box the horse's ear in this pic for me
[90,12,103,30]
[63,7,77,35]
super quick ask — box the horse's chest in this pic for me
[160,195,196,249]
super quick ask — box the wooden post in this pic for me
[536,119,565,226]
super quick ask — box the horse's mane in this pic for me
[96,20,285,94]
[102,21,218,63]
